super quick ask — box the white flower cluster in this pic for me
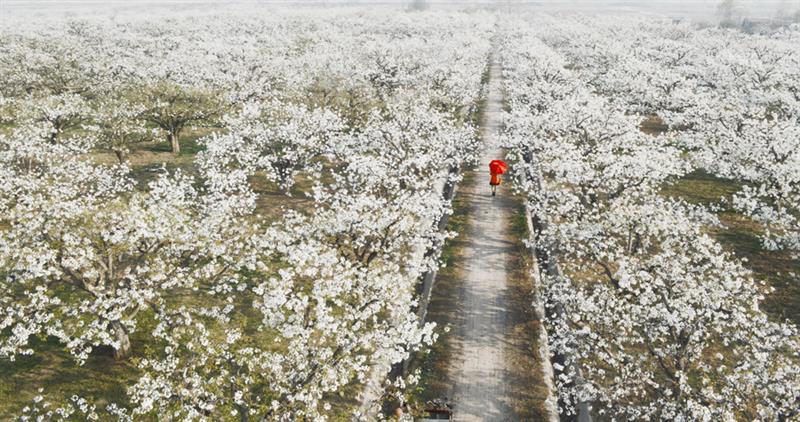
[500,17,800,421]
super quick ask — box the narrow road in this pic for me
[418,55,550,421]
[448,58,519,420]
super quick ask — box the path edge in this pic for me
[524,204,561,422]
[520,158,593,422]
[354,166,462,421]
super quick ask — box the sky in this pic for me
[1,0,799,21]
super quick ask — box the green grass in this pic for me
[661,170,800,326]
[411,171,472,408]
[504,195,552,421]
[660,169,742,207]
[437,174,473,272]
[0,328,146,419]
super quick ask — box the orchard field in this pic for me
[0,3,799,421]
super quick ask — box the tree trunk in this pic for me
[277,164,293,194]
[111,321,132,360]
[238,404,250,422]
[169,131,180,155]
[114,149,127,164]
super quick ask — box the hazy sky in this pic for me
[2,0,799,21]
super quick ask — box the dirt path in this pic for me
[414,55,551,421]
[446,58,528,421]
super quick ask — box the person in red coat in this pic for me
[489,172,501,196]
[488,159,507,197]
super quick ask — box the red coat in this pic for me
[490,173,501,186]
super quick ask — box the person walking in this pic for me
[488,159,508,197]
[490,172,501,196]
